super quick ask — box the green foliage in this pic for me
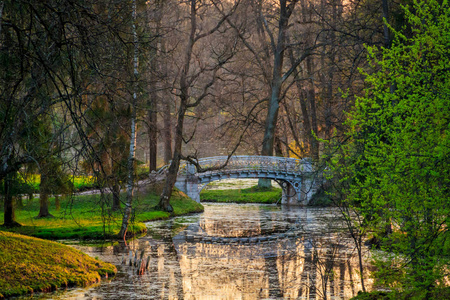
[351,288,450,300]
[23,174,96,192]
[329,0,450,296]
[0,184,203,240]
[200,186,282,204]
[0,231,117,298]
[0,173,36,196]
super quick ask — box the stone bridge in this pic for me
[173,156,321,205]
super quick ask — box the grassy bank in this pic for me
[0,183,204,240]
[351,288,450,300]
[0,231,117,299]
[200,186,282,204]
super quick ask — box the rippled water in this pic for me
[23,203,373,300]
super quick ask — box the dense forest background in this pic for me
[1,0,449,297]
[0,0,401,176]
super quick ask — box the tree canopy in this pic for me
[330,0,450,296]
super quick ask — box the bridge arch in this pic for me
[174,156,320,205]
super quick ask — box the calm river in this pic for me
[26,203,373,299]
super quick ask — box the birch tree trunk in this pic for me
[118,0,138,240]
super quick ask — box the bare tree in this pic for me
[157,0,240,212]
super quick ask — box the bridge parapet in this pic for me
[178,156,313,176]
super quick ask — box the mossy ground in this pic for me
[200,185,282,204]
[0,183,204,240]
[0,231,117,299]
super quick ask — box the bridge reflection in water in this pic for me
[70,204,372,300]
[171,204,372,300]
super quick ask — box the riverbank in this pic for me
[0,231,117,299]
[0,183,204,240]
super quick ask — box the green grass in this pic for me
[0,183,204,240]
[71,175,96,191]
[200,185,282,204]
[20,174,96,192]
[0,231,117,298]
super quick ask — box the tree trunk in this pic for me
[306,57,319,161]
[274,136,284,157]
[118,0,138,240]
[112,182,121,211]
[37,162,53,218]
[158,100,187,212]
[163,97,172,165]
[0,1,4,38]
[158,0,195,211]
[259,0,297,188]
[55,195,60,211]
[3,173,21,227]
[148,95,157,172]
[16,196,23,209]
[287,41,312,157]
[158,0,237,209]
[28,192,34,203]
[147,2,162,172]
[382,0,390,49]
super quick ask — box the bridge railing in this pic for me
[177,155,313,175]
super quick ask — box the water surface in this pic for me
[25,203,372,299]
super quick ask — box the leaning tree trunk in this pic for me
[259,0,294,189]
[158,0,238,210]
[157,100,187,212]
[118,0,138,240]
[158,0,196,211]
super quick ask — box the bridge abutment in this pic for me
[280,181,302,205]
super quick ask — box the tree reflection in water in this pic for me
[38,204,372,300]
